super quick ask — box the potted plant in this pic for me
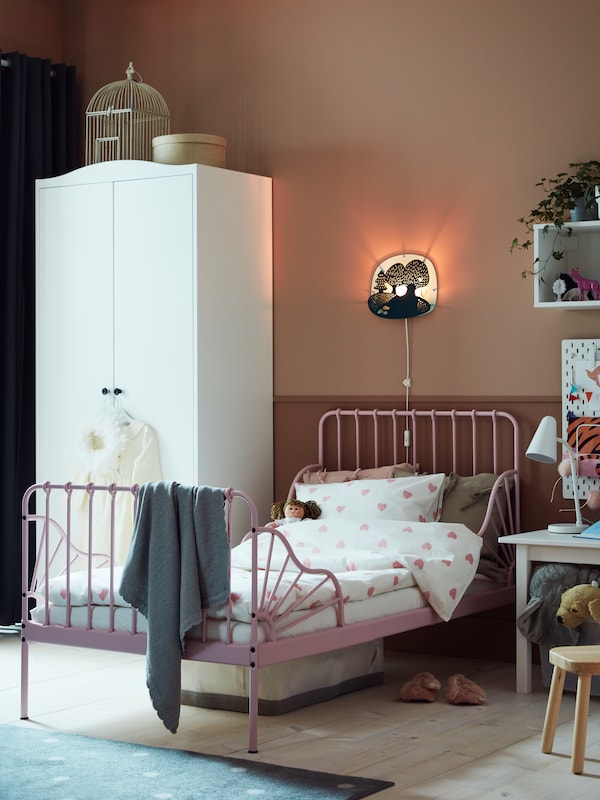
[511,160,600,279]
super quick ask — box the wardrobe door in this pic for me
[192,166,273,520]
[112,173,195,480]
[36,181,114,482]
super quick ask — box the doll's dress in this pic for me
[275,517,303,527]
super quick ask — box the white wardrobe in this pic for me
[35,160,273,537]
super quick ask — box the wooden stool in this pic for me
[541,645,600,774]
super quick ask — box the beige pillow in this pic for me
[303,464,417,484]
[392,464,419,479]
[302,469,359,484]
[440,473,514,570]
[440,473,499,532]
[356,465,396,480]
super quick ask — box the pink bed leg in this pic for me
[248,653,259,753]
[20,631,29,719]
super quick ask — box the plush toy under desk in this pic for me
[519,562,600,696]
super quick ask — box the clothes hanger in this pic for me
[101,387,135,426]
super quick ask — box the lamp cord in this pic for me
[549,475,591,516]
[402,317,411,460]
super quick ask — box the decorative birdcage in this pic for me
[85,62,170,165]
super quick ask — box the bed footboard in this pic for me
[19,483,260,718]
[241,525,346,637]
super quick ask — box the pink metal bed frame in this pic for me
[20,408,520,752]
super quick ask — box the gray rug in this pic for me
[0,724,393,799]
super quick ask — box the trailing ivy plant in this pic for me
[511,160,600,279]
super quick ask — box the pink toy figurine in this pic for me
[570,267,600,301]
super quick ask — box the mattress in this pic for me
[29,583,427,637]
[29,575,498,639]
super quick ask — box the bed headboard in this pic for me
[317,408,519,478]
[287,408,520,574]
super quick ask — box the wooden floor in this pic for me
[2,631,600,797]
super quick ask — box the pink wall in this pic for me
[53,0,600,398]
[0,0,600,397]
[4,0,600,527]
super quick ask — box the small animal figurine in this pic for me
[570,267,600,301]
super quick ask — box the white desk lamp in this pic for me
[526,415,588,534]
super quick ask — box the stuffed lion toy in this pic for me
[556,580,600,628]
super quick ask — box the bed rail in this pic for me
[241,525,346,639]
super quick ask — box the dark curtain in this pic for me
[0,51,77,624]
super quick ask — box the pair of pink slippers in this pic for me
[398,671,486,704]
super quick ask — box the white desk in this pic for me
[498,530,600,693]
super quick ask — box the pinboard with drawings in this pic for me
[561,339,600,499]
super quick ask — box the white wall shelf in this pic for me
[534,220,600,308]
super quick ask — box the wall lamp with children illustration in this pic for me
[368,253,438,319]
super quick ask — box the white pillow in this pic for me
[295,474,444,522]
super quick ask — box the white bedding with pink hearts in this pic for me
[37,519,482,627]
[230,518,482,621]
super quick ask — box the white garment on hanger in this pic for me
[70,410,163,564]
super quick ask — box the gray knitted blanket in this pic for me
[119,482,230,733]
